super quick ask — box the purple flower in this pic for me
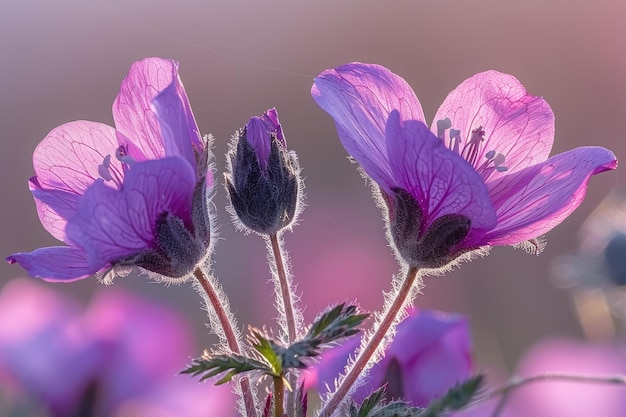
[312,63,617,267]
[226,108,302,234]
[0,278,237,416]
[308,309,473,407]
[8,57,213,282]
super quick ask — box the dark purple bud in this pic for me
[226,108,302,235]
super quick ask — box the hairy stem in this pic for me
[267,232,303,415]
[489,373,626,417]
[268,232,299,342]
[193,268,258,417]
[319,266,420,417]
[274,376,285,417]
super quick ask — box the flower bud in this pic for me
[226,108,302,235]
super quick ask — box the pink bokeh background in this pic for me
[1,0,624,389]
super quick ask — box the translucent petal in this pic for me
[151,63,203,173]
[112,57,178,160]
[432,70,554,183]
[312,62,425,190]
[484,146,618,245]
[31,121,121,240]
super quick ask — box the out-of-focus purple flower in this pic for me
[506,338,626,417]
[0,279,106,415]
[312,63,617,268]
[8,57,213,282]
[226,107,302,234]
[307,309,473,407]
[0,278,236,417]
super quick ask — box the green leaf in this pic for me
[182,352,271,384]
[349,375,484,417]
[308,303,369,344]
[350,387,424,417]
[249,328,283,375]
[281,303,369,371]
[421,374,485,416]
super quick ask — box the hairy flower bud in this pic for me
[226,108,302,235]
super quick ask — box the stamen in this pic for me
[449,128,461,153]
[98,155,114,182]
[436,118,452,139]
[493,153,508,172]
[437,122,509,176]
[461,126,485,166]
[97,146,135,189]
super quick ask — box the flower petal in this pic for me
[31,121,122,240]
[112,57,178,161]
[6,246,96,282]
[312,62,425,189]
[484,146,618,245]
[385,111,497,245]
[151,63,203,173]
[245,116,271,171]
[432,70,554,182]
[66,157,196,270]
[29,177,80,242]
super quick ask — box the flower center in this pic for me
[97,145,135,188]
[437,118,508,175]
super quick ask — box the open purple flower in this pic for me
[8,57,213,282]
[312,63,617,267]
[308,309,473,407]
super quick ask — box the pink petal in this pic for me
[312,62,425,189]
[484,146,618,245]
[66,157,196,270]
[6,246,96,282]
[385,111,497,244]
[31,121,121,240]
[112,57,178,161]
[151,64,203,172]
[432,71,554,183]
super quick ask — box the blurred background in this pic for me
[1,0,625,414]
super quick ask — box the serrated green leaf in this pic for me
[356,386,386,417]
[350,388,425,417]
[182,353,271,384]
[421,374,485,416]
[249,328,283,375]
[278,303,369,372]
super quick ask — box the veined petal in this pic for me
[432,70,554,182]
[386,111,497,244]
[6,247,96,282]
[31,121,122,240]
[484,146,618,245]
[151,63,203,173]
[112,57,178,160]
[66,157,196,270]
[312,62,425,189]
[30,178,80,242]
